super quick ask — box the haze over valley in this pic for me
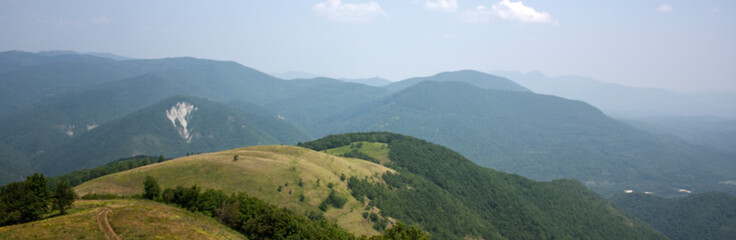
[1,1,735,239]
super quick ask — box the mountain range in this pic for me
[491,70,736,119]
[70,132,667,239]
[1,50,734,199]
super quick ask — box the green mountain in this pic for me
[611,192,736,240]
[320,81,736,196]
[265,77,389,130]
[74,132,666,239]
[384,70,530,92]
[0,52,387,183]
[32,95,311,176]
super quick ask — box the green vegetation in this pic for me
[142,175,161,200]
[48,155,164,188]
[303,132,667,240]
[326,141,390,164]
[611,192,736,240]
[319,81,736,196]
[319,190,348,211]
[0,173,57,226]
[74,145,394,236]
[157,182,355,239]
[151,176,429,240]
[51,181,76,215]
[0,199,247,239]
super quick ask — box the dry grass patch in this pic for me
[74,145,394,236]
[0,199,245,240]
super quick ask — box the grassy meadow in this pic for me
[0,199,245,239]
[74,145,394,236]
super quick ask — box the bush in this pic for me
[143,176,161,200]
[319,190,347,211]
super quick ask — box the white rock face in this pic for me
[58,124,75,137]
[166,101,197,143]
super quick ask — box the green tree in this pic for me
[52,181,76,215]
[25,173,50,211]
[0,173,50,226]
[158,155,165,163]
[143,176,161,200]
[371,222,431,240]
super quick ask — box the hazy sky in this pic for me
[1,0,734,92]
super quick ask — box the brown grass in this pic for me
[74,145,394,236]
[0,199,246,240]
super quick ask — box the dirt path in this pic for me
[96,208,121,240]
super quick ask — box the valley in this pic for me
[0,51,733,239]
[2,1,734,238]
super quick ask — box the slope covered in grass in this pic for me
[74,145,394,236]
[0,199,246,240]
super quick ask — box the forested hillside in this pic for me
[298,132,666,239]
[611,192,736,240]
[320,81,736,196]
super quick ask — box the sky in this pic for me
[1,0,735,92]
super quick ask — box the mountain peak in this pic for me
[385,70,530,93]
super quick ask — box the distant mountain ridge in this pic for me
[273,71,393,87]
[492,70,736,119]
[385,70,530,92]
[338,77,392,87]
[319,81,736,196]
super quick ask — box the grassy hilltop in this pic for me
[75,145,394,236]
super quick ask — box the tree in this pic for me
[0,173,51,226]
[143,176,161,200]
[158,155,165,163]
[25,173,50,211]
[52,181,76,215]
[371,222,431,240]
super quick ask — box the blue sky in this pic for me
[1,0,734,92]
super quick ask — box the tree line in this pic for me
[143,176,429,240]
[0,173,76,226]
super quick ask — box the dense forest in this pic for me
[300,132,666,239]
[611,192,736,240]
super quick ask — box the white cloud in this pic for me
[461,0,557,25]
[424,0,458,12]
[89,16,109,25]
[313,0,387,23]
[656,4,673,12]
